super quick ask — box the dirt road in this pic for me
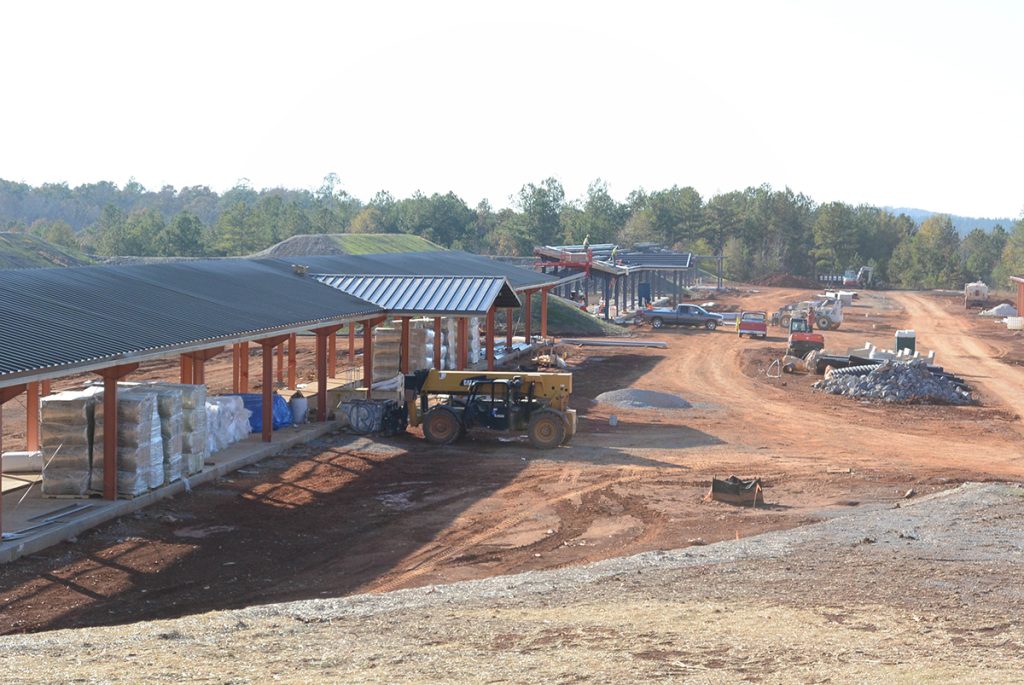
[0,287,1021,634]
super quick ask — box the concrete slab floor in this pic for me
[0,420,342,564]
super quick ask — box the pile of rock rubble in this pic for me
[813,358,974,405]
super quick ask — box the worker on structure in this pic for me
[610,245,618,264]
[807,307,816,330]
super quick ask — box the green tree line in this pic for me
[1,176,1021,289]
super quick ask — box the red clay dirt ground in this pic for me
[1,287,1022,634]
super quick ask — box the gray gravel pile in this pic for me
[814,358,973,405]
[595,388,691,409]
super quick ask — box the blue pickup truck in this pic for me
[638,304,723,330]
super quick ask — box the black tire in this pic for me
[651,317,664,329]
[817,317,832,330]
[528,410,566,449]
[422,407,462,445]
[780,314,791,329]
[705,320,717,331]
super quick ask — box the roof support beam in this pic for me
[95,364,139,501]
[524,289,534,342]
[239,342,250,393]
[348,324,356,364]
[328,332,337,379]
[360,316,386,401]
[505,308,514,350]
[277,342,284,385]
[433,318,442,370]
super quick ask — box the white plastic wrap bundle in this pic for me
[93,390,163,497]
[469,316,482,365]
[205,396,253,455]
[40,388,102,496]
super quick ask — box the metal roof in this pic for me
[316,275,520,315]
[0,260,383,386]
[263,251,559,291]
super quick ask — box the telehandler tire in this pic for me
[528,410,566,450]
[423,407,462,445]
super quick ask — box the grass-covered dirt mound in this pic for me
[0,233,94,269]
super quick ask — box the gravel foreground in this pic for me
[2,483,1023,684]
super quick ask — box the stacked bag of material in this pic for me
[205,395,253,454]
[40,388,102,496]
[372,326,401,381]
[93,389,164,496]
[139,384,185,484]
[147,383,208,475]
[468,316,482,365]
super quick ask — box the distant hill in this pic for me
[0,233,94,269]
[885,208,1016,236]
[253,233,444,257]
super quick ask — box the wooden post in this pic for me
[399,317,411,375]
[256,335,289,442]
[505,308,514,349]
[25,381,40,451]
[486,307,496,370]
[433,317,442,370]
[95,364,139,500]
[315,330,328,422]
[232,344,240,392]
[277,342,284,384]
[239,342,250,393]
[524,289,533,342]
[288,333,297,390]
[363,320,374,400]
[0,384,28,535]
[540,288,549,339]
[457,318,468,370]
[180,354,193,385]
[328,331,337,378]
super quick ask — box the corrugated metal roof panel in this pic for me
[0,260,383,383]
[264,251,557,291]
[316,275,520,315]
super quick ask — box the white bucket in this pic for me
[1006,317,1024,331]
[290,395,309,425]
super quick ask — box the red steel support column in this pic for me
[540,288,549,339]
[25,381,40,451]
[328,332,337,378]
[1018,281,1024,316]
[0,384,28,535]
[433,317,442,370]
[348,324,356,363]
[486,307,496,370]
[180,354,193,385]
[505,308,514,349]
[95,364,138,500]
[193,357,205,385]
[288,333,297,390]
[457,318,468,370]
[524,289,533,342]
[239,342,250,393]
[400,317,411,375]
[41,379,51,397]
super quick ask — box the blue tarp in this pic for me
[225,393,293,432]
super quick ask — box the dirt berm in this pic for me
[2,482,1022,683]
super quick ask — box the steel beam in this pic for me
[94,364,138,500]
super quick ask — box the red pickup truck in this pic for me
[736,311,768,338]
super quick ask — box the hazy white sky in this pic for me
[1,1,1020,218]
